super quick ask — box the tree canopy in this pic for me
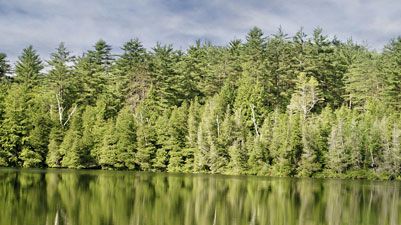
[1,27,401,180]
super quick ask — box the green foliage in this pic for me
[15,46,43,88]
[2,28,401,180]
[0,85,32,166]
[0,53,11,79]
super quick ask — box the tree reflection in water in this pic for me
[0,169,400,225]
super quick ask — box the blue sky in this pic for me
[0,0,400,62]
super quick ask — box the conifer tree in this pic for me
[382,37,401,109]
[289,73,322,176]
[152,111,170,171]
[135,105,158,171]
[344,52,384,109]
[114,106,137,169]
[0,85,31,166]
[47,42,77,128]
[182,99,201,172]
[0,53,10,80]
[248,114,272,175]
[326,107,352,175]
[269,112,301,176]
[265,28,294,109]
[166,105,188,172]
[60,110,83,168]
[15,45,43,88]
[46,126,64,167]
[226,109,248,174]
[114,39,150,109]
[19,94,52,167]
[99,120,118,169]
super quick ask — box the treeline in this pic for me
[0,27,401,179]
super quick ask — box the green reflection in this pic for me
[0,169,400,225]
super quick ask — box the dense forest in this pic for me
[1,27,401,179]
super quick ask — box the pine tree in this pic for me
[382,37,401,109]
[226,109,248,174]
[248,114,272,175]
[114,39,150,110]
[60,110,83,168]
[326,107,352,175]
[265,28,294,109]
[234,74,267,133]
[304,28,347,108]
[0,85,31,166]
[114,106,137,169]
[47,42,77,128]
[19,93,52,167]
[269,111,301,176]
[15,45,44,88]
[152,111,170,171]
[148,44,183,110]
[213,107,232,173]
[99,120,118,169]
[288,73,322,176]
[344,51,384,109]
[83,101,107,167]
[167,104,188,172]
[74,40,112,106]
[46,126,64,167]
[135,105,158,171]
[0,53,11,80]
[182,99,201,172]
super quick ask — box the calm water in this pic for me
[1,169,401,225]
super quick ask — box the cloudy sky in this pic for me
[0,0,400,62]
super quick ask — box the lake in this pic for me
[0,168,400,225]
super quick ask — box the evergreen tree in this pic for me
[46,126,64,167]
[148,44,183,111]
[0,53,11,80]
[344,52,384,109]
[135,105,158,171]
[288,73,322,176]
[265,28,294,109]
[47,42,77,128]
[19,93,52,167]
[269,111,301,176]
[60,110,83,168]
[114,106,137,169]
[182,99,201,172]
[226,109,248,174]
[114,39,150,109]
[166,104,188,172]
[382,37,401,109]
[0,85,31,166]
[99,120,118,169]
[15,45,43,88]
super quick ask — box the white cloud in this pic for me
[0,0,400,63]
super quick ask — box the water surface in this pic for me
[0,168,400,225]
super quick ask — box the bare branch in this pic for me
[63,105,77,127]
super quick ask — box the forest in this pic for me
[0,27,401,179]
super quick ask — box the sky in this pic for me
[0,0,400,63]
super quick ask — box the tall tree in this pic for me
[0,53,11,80]
[15,46,43,88]
[47,43,77,128]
